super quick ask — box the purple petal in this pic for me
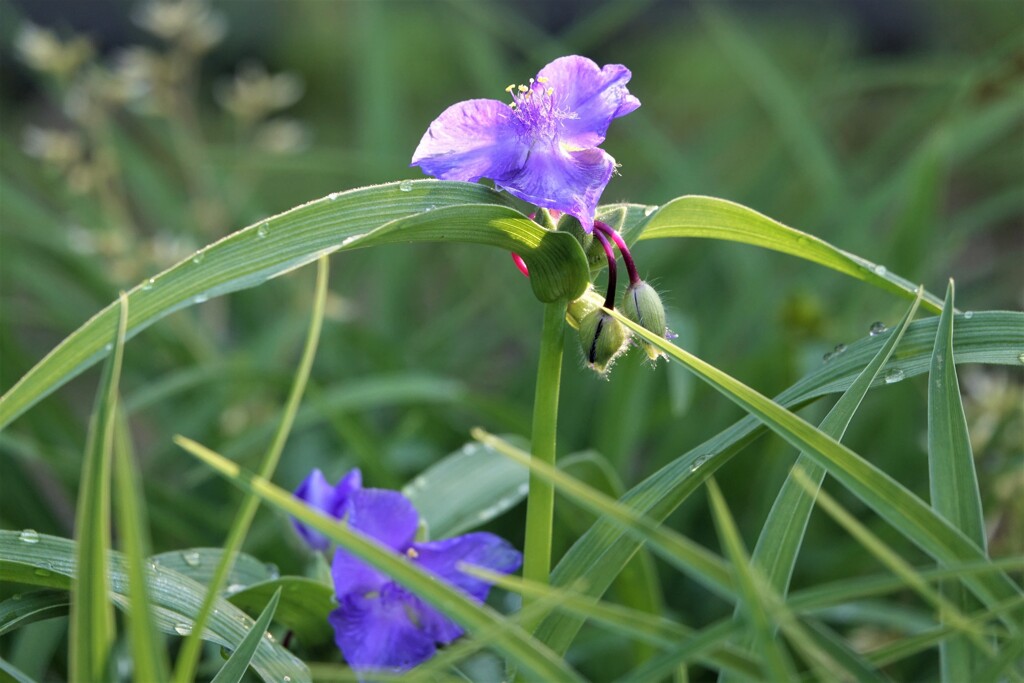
[331,545,388,599]
[347,488,420,552]
[292,468,363,550]
[412,532,523,603]
[411,98,528,182]
[536,56,640,148]
[497,144,616,232]
[329,585,436,673]
[404,593,465,645]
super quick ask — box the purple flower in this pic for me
[411,55,640,233]
[291,468,523,674]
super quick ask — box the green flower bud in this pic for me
[621,280,668,361]
[579,309,628,376]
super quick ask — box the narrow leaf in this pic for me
[929,280,988,681]
[630,196,944,313]
[210,588,282,683]
[69,294,127,682]
[112,410,170,682]
[607,307,1022,625]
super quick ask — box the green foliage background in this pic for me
[1,1,1021,681]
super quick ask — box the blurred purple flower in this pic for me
[411,55,640,232]
[291,468,522,674]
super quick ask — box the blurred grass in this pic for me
[1,1,1021,680]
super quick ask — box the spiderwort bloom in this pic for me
[292,468,523,674]
[411,55,640,232]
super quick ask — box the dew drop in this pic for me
[192,252,205,265]
[833,343,847,356]
[399,180,414,192]
[193,293,209,304]
[884,368,905,384]
[104,343,113,352]
[869,321,887,336]
[341,234,365,247]
[690,454,709,472]
[142,277,155,291]
[181,550,201,567]
[225,583,245,595]
[873,264,887,276]
[283,677,292,683]
[12,593,22,601]
[256,223,269,238]
[19,529,40,544]
[963,311,974,320]
[643,205,658,217]
[264,562,280,579]
[264,631,276,642]
[33,568,51,577]
[328,191,340,201]
[173,623,193,636]
[1017,352,1024,364]
[822,351,833,363]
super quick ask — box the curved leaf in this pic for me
[211,588,281,683]
[0,180,589,429]
[621,195,944,313]
[0,531,309,683]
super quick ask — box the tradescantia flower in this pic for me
[411,55,640,233]
[293,468,522,674]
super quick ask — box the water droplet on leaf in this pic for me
[869,321,887,336]
[257,223,269,238]
[181,550,201,567]
[142,278,155,291]
[174,623,193,636]
[192,252,205,265]
[872,264,887,276]
[643,205,658,217]
[399,180,413,192]
[690,454,709,472]
[884,368,905,384]
[833,343,846,356]
[34,568,51,577]
[264,562,280,579]
[963,311,974,320]
[328,192,340,201]
[19,529,39,544]
[194,293,209,304]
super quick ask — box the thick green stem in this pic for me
[522,301,567,596]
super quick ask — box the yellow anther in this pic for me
[537,76,549,84]
[406,547,419,558]
[518,84,529,93]
[505,84,515,93]
[547,87,554,95]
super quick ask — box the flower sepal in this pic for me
[579,308,629,376]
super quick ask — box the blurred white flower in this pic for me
[254,118,310,154]
[15,22,93,79]
[215,62,304,126]
[133,0,226,53]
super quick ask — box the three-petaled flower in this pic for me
[293,468,522,674]
[411,55,640,233]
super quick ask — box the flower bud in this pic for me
[621,281,668,361]
[579,309,628,375]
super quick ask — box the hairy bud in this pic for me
[621,280,668,361]
[579,309,628,375]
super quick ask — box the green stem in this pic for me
[172,256,329,683]
[522,301,567,598]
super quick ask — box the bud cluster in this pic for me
[547,212,671,376]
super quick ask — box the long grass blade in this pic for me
[606,307,1022,624]
[929,280,989,681]
[173,256,329,683]
[69,293,128,682]
[112,410,170,681]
